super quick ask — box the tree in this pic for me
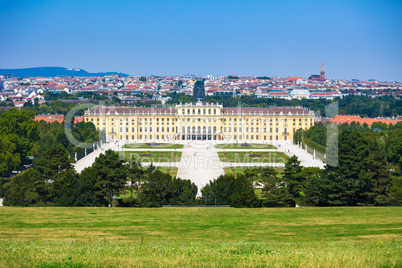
[386,129,402,172]
[298,167,322,206]
[3,170,35,206]
[93,150,127,207]
[231,174,260,208]
[75,166,108,207]
[0,135,20,177]
[139,168,197,207]
[169,177,198,206]
[389,177,402,206]
[320,131,392,206]
[201,174,259,208]
[283,155,302,206]
[124,158,145,207]
[0,108,39,169]
[31,144,73,205]
[261,167,291,207]
[52,170,79,206]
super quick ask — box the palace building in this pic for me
[84,101,315,142]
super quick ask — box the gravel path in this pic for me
[176,141,225,194]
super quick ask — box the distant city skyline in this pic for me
[1,0,401,82]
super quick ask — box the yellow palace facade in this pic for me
[84,101,315,142]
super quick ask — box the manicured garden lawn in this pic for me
[223,167,285,178]
[215,143,276,149]
[122,143,183,149]
[119,151,182,162]
[254,188,264,198]
[156,166,178,177]
[0,207,400,267]
[218,151,289,163]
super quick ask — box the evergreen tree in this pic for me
[139,169,197,207]
[52,170,79,206]
[201,174,259,207]
[231,174,260,208]
[3,170,35,206]
[31,144,73,205]
[93,150,127,207]
[298,167,322,206]
[124,158,144,207]
[75,166,108,207]
[283,155,302,206]
[261,168,291,207]
[389,177,402,206]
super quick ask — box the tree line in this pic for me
[294,121,402,173]
[2,147,198,207]
[2,132,400,207]
[0,108,100,178]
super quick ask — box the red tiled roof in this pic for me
[34,115,85,124]
[34,115,64,123]
[329,115,401,126]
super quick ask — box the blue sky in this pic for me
[1,0,401,81]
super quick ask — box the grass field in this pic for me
[119,151,182,163]
[215,143,276,149]
[0,207,400,267]
[122,143,184,149]
[223,167,285,179]
[156,166,178,177]
[218,151,289,163]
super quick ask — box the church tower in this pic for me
[320,62,325,80]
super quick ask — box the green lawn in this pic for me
[122,143,184,149]
[156,166,178,177]
[254,188,264,198]
[0,207,400,267]
[218,151,289,163]
[223,167,285,178]
[215,143,276,149]
[119,151,182,162]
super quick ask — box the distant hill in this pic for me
[0,67,130,78]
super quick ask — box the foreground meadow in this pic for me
[0,207,401,267]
